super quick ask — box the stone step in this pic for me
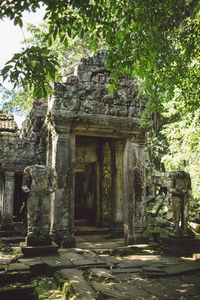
[75,226,110,235]
[55,268,96,299]
[1,236,25,245]
[112,267,141,274]
[91,281,130,299]
[89,268,115,279]
[42,257,73,272]
[117,255,161,269]
[0,270,32,286]
[6,263,30,272]
[72,258,106,269]
[0,230,23,237]
[115,282,152,299]
[160,237,200,256]
[20,242,58,257]
[18,257,49,276]
[145,262,200,278]
[0,284,35,300]
[75,219,90,227]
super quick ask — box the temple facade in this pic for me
[0,53,151,246]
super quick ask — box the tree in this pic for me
[161,99,200,199]
[0,84,33,113]
[0,19,99,113]
[0,0,199,112]
[24,22,97,70]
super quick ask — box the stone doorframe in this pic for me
[47,123,147,247]
[1,171,15,231]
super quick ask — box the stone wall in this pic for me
[0,98,48,229]
[49,52,148,131]
[0,113,19,165]
[20,97,48,165]
[0,113,19,222]
[0,52,151,246]
[45,52,150,245]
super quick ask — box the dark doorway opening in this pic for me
[75,162,97,227]
[75,172,87,220]
[14,174,28,221]
[13,173,27,234]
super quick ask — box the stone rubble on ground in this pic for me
[0,240,200,299]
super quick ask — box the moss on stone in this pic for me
[32,276,63,300]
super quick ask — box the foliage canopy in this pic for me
[0,0,199,112]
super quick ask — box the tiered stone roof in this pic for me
[0,113,18,132]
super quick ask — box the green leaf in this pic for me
[108,85,114,93]
[48,37,52,47]
[18,18,23,28]
[64,37,68,47]
[1,65,13,75]
[67,28,72,37]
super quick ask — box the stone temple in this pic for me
[0,52,151,247]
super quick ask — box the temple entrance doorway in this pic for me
[74,135,124,237]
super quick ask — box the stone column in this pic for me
[111,140,124,237]
[96,158,101,225]
[123,134,147,244]
[85,164,96,225]
[50,125,76,247]
[96,142,103,225]
[0,174,4,219]
[1,171,15,230]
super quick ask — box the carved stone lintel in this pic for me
[76,147,97,163]
[51,125,71,141]
[131,132,146,145]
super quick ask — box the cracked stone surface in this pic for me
[0,236,200,299]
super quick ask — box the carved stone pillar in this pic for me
[123,134,146,244]
[85,164,96,225]
[0,174,4,219]
[1,171,15,230]
[111,140,124,237]
[96,157,101,225]
[50,125,76,247]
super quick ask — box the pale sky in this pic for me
[0,6,46,126]
[0,6,46,85]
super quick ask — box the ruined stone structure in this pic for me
[146,169,196,237]
[0,100,47,235]
[147,170,200,256]
[0,113,19,231]
[0,53,150,246]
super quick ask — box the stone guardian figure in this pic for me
[168,170,191,235]
[22,164,57,246]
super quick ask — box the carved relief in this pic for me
[51,53,147,119]
[76,147,97,163]
[102,143,112,221]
